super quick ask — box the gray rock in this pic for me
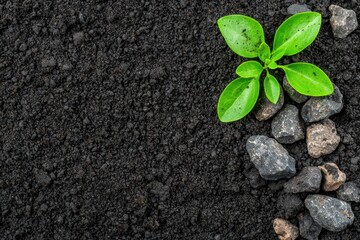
[306,119,341,158]
[283,76,308,103]
[287,4,311,15]
[284,167,322,193]
[337,182,360,202]
[301,85,343,123]
[73,31,85,45]
[298,211,322,240]
[329,5,358,38]
[271,104,304,144]
[255,88,284,121]
[305,194,354,232]
[277,194,304,219]
[34,168,51,186]
[246,135,296,180]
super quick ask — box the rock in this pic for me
[287,4,311,15]
[34,168,51,186]
[255,88,284,121]
[73,31,85,45]
[244,168,267,189]
[305,194,354,232]
[298,211,322,240]
[271,104,304,144]
[283,76,308,103]
[337,182,360,202]
[277,194,304,219]
[319,162,346,191]
[301,85,343,123]
[329,5,358,38]
[273,218,299,240]
[246,135,296,181]
[306,119,341,158]
[284,167,322,193]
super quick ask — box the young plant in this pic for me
[217,12,334,123]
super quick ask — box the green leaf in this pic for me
[236,61,263,78]
[272,12,321,58]
[264,74,280,104]
[217,77,260,122]
[218,15,265,58]
[258,42,271,62]
[268,61,278,69]
[281,62,334,96]
[271,47,286,62]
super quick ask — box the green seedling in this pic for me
[217,12,334,123]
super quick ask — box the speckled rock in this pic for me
[337,182,360,202]
[329,5,358,38]
[298,211,322,240]
[255,88,284,121]
[305,194,354,232]
[271,104,304,144]
[287,4,311,15]
[284,167,322,193]
[283,76,308,103]
[306,119,341,158]
[246,135,296,181]
[301,85,343,123]
[319,162,346,191]
[273,218,299,240]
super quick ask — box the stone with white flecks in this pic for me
[246,135,296,181]
[284,167,322,193]
[337,182,360,203]
[273,218,299,240]
[305,194,354,232]
[301,85,343,123]
[271,104,304,144]
[306,119,341,158]
[329,5,358,38]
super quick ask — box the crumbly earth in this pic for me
[0,0,359,239]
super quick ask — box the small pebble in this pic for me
[246,135,296,181]
[255,88,284,121]
[284,167,322,193]
[306,119,341,158]
[273,218,299,240]
[329,4,358,38]
[337,182,360,202]
[305,194,354,232]
[319,162,346,191]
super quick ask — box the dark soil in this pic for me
[1,0,360,239]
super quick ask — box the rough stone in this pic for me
[284,167,322,193]
[283,76,308,103]
[246,135,296,181]
[329,5,358,38]
[273,218,299,240]
[336,182,360,202]
[301,85,343,123]
[287,4,311,15]
[298,211,322,240]
[255,88,284,121]
[306,119,341,158]
[277,194,304,219]
[319,162,346,191]
[305,194,354,232]
[271,104,304,144]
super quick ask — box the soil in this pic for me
[1,0,360,239]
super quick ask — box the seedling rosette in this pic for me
[217,12,334,123]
